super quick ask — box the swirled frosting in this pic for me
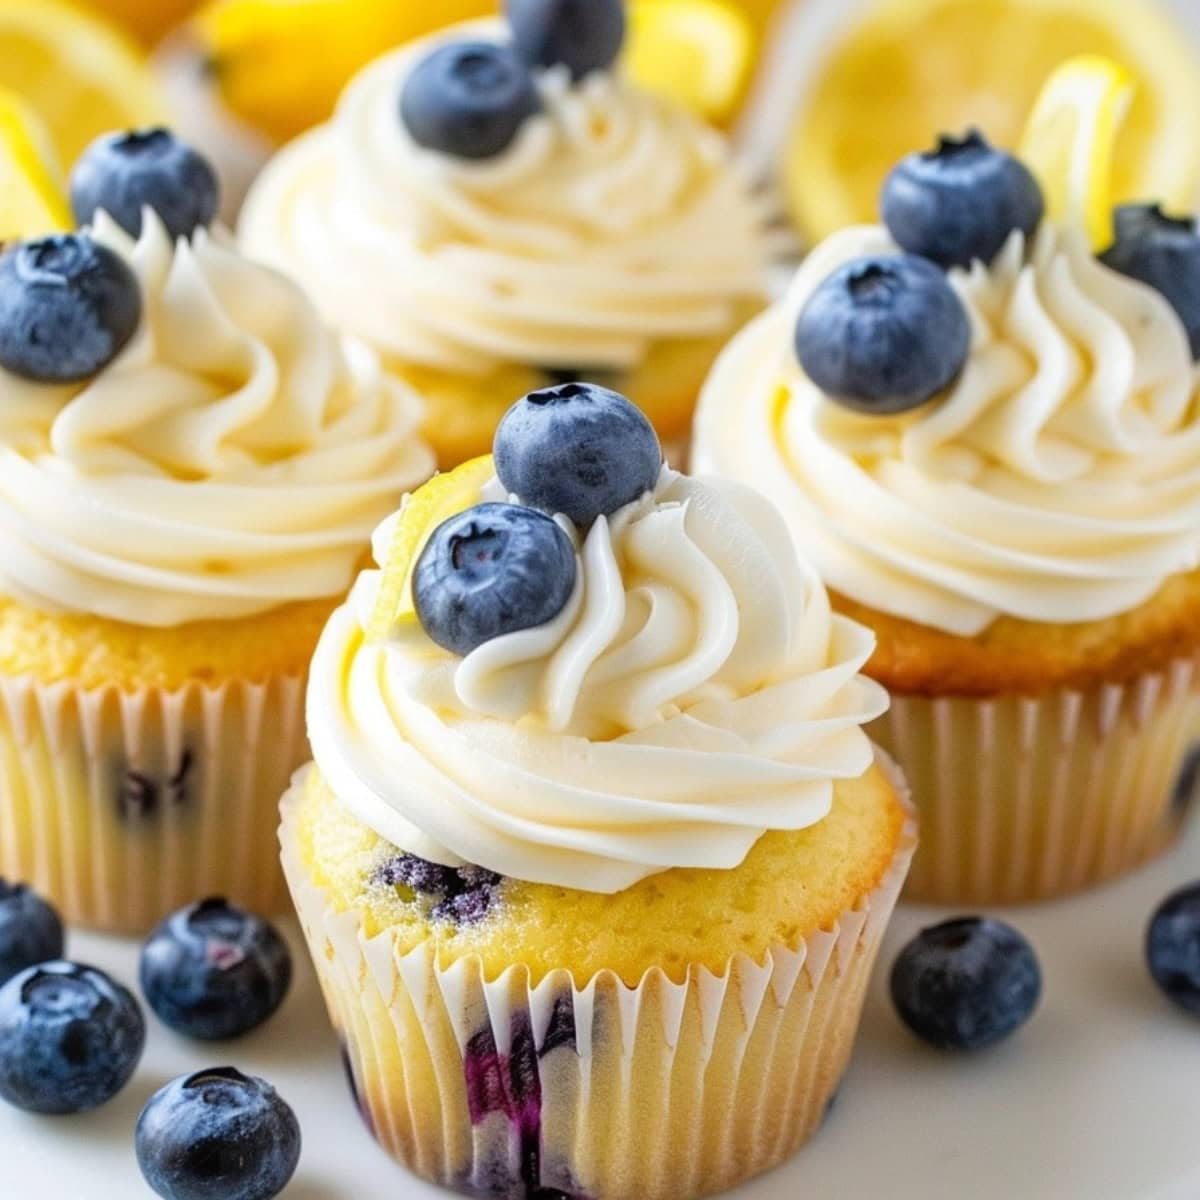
[0,211,434,627]
[307,468,887,890]
[693,223,1200,637]
[238,20,768,377]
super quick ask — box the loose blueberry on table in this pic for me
[0,960,145,1114]
[0,880,64,987]
[890,917,1042,1051]
[506,0,627,80]
[70,127,221,242]
[136,1067,300,1200]
[1146,880,1200,1016]
[140,898,292,1041]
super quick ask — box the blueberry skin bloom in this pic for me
[401,41,543,160]
[0,961,145,1114]
[795,254,970,415]
[137,1067,301,1200]
[495,381,663,526]
[140,898,292,1041]
[882,129,1045,270]
[0,880,64,987]
[1100,205,1200,360]
[1146,881,1200,1016]
[70,127,220,242]
[0,234,142,383]
[507,0,627,81]
[890,917,1042,1051]
[414,502,577,657]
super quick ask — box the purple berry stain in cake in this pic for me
[116,748,193,823]
[373,853,504,926]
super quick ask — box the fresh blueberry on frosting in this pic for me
[1146,881,1200,1016]
[400,40,543,160]
[413,502,577,657]
[70,128,221,242]
[494,381,662,526]
[882,130,1044,270]
[1100,204,1200,359]
[0,234,141,382]
[507,0,626,81]
[794,254,970,415]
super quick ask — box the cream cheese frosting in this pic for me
[306,468,887,890]
[238,19,768,378]
[0,210,434,627]
[693,223,1200,637]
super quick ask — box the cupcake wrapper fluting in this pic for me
[0,670,306,934]
[279,754,917,1200]
[877,654,1200,905]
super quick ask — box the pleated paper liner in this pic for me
[280,752,916,1200]
[0,670,307,935]
[876,653,1200,906]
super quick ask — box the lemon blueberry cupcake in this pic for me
[281,382,915,1199]
[239,0,770,469]
[694,128,1200,904]
[0,129,434,934]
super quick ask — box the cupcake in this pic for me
[0,129,434,934]
[694,129,1200,904]
[239,0,770,469]
[281,383,914,1198]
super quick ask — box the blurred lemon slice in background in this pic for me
[78,0,202,46]
[0,87,70,239]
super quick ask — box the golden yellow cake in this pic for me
[0,204,433,934]
[239,14,770,467]
[281,385,915,1199]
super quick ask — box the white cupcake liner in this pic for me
[0,670,306,934]
[280,752,916,1200]
[875,654,1200,905]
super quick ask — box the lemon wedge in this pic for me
[0,88,69,239]
[368,454,496,643]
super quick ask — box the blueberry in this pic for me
[1146,881,1200,1016]
[414,502,577,657]
[374,852,462,896]
[890,917,1041,1051]
[140,898,292,1041]
[1100,204,1200,360]
[0,234,141,383]
[507,0,626,81]
[70,128,220,242]
[0,961,145,1114]
[881,129,1044,270]
[795,254,970,415]
[495,382,662,526]
[401,41,542,160]
[136,1067,300,1200]
[0,880,64,987]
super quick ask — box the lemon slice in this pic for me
[367,454,495,643]
[1018,56,1135,250]
[0,87,69,239]
[626,0,753,123]
[0,0,168,169]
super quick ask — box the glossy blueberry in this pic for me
[882,129,1044,269]
[136,1067,300,1200]
[795,254,970,415]
[890,917,1041,1051]
[507,0,626,80]
[1146,881,1200,1016]
[140,898,292,1041]
[0,234,141,383]
[495,382,662,526]
[0,961,145,1114]
[401,41,542,160]
[0,880,64,987]
[1100,204,1200,359]
[413,502,577,657]
[70,128,220,242]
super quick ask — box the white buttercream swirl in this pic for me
[238,19,768,377]
[693,223,1200,637]
[306,470,887,890]
[0,211,434,626]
